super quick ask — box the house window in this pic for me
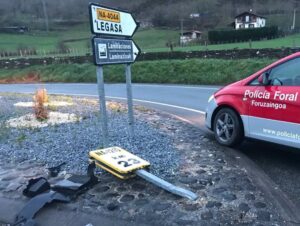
[246,16,249,22]
[249,24,254,28]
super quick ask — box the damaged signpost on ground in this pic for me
[89,147,198,201]
[89,3,140,146]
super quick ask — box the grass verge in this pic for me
[0,58,275,85]
[1,25,300,55]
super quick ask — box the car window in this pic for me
[269,57,300,86]
[249,77,260,86]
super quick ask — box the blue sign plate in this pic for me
[92,37,140,65]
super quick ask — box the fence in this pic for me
[0,48,92,59]
[1,47,300,69]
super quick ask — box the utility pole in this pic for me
[41,0,49,33]
[292,9,296,31]
[291,0,298,32]
[180,19,184,47]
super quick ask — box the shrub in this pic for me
[208,26,279,43]
[33,88,49,121]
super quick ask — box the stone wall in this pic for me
[139,48,300,61]
[1,48,300,69]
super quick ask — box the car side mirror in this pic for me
[258,72,270,86]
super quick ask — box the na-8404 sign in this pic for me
[89,3,139,37]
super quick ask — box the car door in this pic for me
[247,57,300,148]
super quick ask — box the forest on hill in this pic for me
[0,0,299,31]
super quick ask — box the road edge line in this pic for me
[224,146,300,225]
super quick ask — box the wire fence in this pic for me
[0,48,92,59]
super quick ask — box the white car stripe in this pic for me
[243,116,300,149]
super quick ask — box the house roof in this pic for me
[235,11,266,19]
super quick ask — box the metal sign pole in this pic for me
[136,169,198,201]
[126,64,134,138]
[96,66,109,147]
[90,4,140,142]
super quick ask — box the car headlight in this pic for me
[208,95,214,103]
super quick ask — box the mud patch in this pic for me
[0,72,40,84]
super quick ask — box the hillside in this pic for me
[0,0,300,57]
[1,26,300,56]
[0,0,300,31]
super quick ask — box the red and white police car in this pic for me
[206,52,300,148]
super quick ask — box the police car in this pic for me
[206,52,300,148]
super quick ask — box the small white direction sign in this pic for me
[89,3,139,37]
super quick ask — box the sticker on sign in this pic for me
[97,8,120,23]
[89,147,150,174]
[89,3,139,37]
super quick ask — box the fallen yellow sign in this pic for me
[89,146,198,200]
[89,147,150,179]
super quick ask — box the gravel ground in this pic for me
[0,93,287,225]
[0,93,180,178]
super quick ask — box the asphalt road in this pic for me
[1,83,300,209]
[0,83,215,126]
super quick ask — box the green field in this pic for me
[134,28,179,50]
[0,24,91,56]
[145,33,300,52]
[0,25,179,55]
[0,24,300,57]
[0,58,275,85]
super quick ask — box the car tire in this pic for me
[213,108,244,147]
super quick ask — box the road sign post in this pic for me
[96,66,109,147]
[89,3,140,142]
[126,64,134,138]
[89,147,198,200]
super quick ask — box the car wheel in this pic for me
[213,108,243,147]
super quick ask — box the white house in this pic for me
[180,30,202,45]
[234,12,266,30]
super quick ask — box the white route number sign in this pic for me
[89,3,138,37]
